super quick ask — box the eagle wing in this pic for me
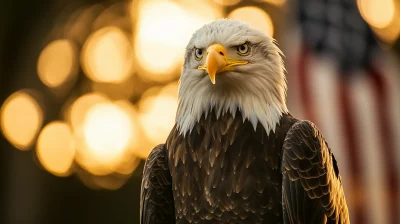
[282,121,350,224]
[140,144,175,224]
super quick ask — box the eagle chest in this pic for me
[166,113,296,223]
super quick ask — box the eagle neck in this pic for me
[175,93,287,137]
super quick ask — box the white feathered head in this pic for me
[176,19,288,135]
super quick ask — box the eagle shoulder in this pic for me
[282,120,350,224]
[140,144,175,224]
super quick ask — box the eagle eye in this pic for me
[237,43,250,56]
[194,48,203,60]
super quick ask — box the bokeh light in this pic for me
[76,102,133,175]
[134,0,189,76]
[65,5,104,44]
[112,101,143,171]
[90,175,130,190]
[83,103,131,162]
[372,23,400,45]
[37,39,78,88]
[228,6,274,37]
[0,91,43,150]
[37,121,75,177]
[255,0,286,6]
[138,82,178,154]
[92,1,132,32]
[81,26,134,83]
[357,0,395,29]
[114,100,149,159]
[133,0,222,81]
[115,156,141,175]
[67,93,109,130]
[91,76,136,100]
[214,0,241,6]
[78,173,134,190]
[113,100,140,150]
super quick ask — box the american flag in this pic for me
[285,0,400,223]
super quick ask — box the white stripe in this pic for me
[348,72,390,224]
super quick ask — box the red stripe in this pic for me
[297,47,316,122]
[368,66,398,224]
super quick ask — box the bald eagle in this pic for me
[140,19,350,224]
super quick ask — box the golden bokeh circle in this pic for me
[357,0,395,29]
[0,91,43,150]
[81,26,134,83]
[228,6,274,37]
[75,102,134,175]
[37,39,78,88]
[37,121,75,176]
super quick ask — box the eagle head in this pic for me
[176,19,288,136]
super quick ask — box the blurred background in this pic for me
[0,0,399,223]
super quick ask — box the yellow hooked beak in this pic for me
[198,44,248,84]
